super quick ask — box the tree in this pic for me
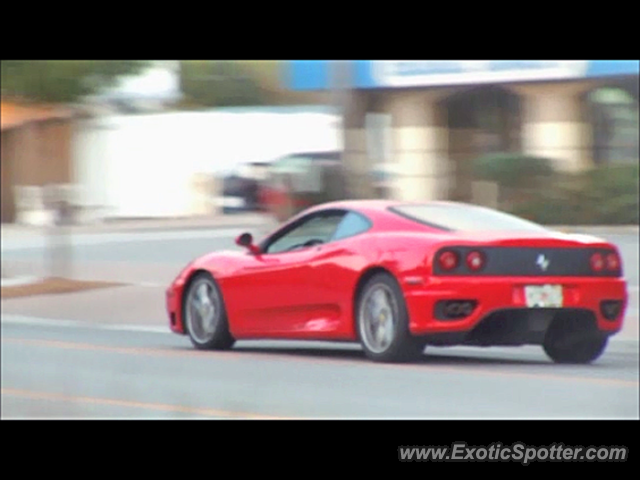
[235,60,328,105]
[1,60,152,103]
[178,61,264,107]
[178,61,326,108]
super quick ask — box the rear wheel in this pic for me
[356,273,425,363]
[542,316,608,364]
[183,272,235,350]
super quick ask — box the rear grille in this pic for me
[432,246,622,277]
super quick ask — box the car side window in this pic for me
[265,212,346,254]
[331,211,372,241]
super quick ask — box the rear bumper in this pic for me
[404,276,627,338]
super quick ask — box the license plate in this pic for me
[524,285,563,308]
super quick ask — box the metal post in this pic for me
[330,60,350,164]
[45,184,72,279]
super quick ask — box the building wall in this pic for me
[0,129,17,222]
[0,118,74,223]
[11,119,74,186]
[72,108,343,219]
[345,78,638,202]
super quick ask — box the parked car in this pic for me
[258,151,347,222]
[221,162,269,213]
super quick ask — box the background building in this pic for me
[282,60,639,202]
[0,100,77,223]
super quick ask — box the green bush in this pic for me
[473,153,556,188]
[509,164,639,225]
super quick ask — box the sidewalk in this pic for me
[1,212,273,237]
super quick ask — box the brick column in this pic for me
[342,90,374,198]
[512,82,595,172]
[385,90,450,201]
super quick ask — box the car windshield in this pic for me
[390,203,550,232]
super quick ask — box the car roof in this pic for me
[305,199,479,219]
[300,200,548,234]
[310,199,471,211]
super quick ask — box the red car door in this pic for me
[225,211,347,337]
[227,248,323,335]
[303,211,376,338]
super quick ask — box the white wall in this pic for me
[73,109,341,219]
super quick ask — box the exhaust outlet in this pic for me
[460,302,474,316]
[444,302,461,316]
[436,300,477,320]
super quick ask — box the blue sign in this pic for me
[284,60,639,90]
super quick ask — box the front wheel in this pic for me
[356,273,425,363]
[183,272,235,350]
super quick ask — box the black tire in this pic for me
[542,317,608,364]
[183,272,235,350]
[356,272,425,363]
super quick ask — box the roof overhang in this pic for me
[1,100,77,131]
[283,60,640,91]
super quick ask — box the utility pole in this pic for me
[331,60,368,198]
[330,60,350,165]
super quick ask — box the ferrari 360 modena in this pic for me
[166,200,627,364]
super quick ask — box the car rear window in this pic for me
[389,203,550,232]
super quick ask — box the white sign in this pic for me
[372,61,590,87]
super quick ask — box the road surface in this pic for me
[2,321,637,419]
[2,225,638,418]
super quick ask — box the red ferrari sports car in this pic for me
[166,200,627,364]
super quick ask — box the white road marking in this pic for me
[134,282,165,288]
[99,324,170,333]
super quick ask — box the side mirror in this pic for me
[235,232,260,254]
[235,232,253,247]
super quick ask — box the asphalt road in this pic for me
[1,226,638,419]
[2,322,638,419]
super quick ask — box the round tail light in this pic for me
[606,252,620,271]
[466,251,485,271]
[438,251,459,271]
[590,253,604,272]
